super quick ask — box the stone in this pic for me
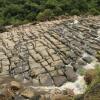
[0,94,6,100]
[97,29,100,36]
[39,74,54,86]
[40,94,51,100]
[82,56,93,63]
[32,79,40,86]
[51,94,73,100]
[53,76,67,86]
[62,89,74,96]
[21,88,35,99]
[77,58,87,66]
[14,75,24,82]
[14,95,25,100]
[30,95,41,100]
[57,69,64,75]
[50,70,58,76]
[30,67,46,76]
[85,47,96,56]
[0,16,100,93]
[65,67,77,82]
[10,81,21,90]
[4,87,15,100]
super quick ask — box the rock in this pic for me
[51,89,62,95]
[4,88,15,100]
[97,29,100,36]
[39,74,54,86]
[14,95,25,100]
[30,95,41,100]
[32,79,40,86]
[40,94,51,100]
[82,56,93,63]
[51,94,73,100]
[77,59,87,66]
[0,94,6,100]
[53,76,67,86]
[21,88,35,99]
[10,81,21,90]
[14,75,24,82]
[85,47,96,56]
[65,67,77,82]
[63,89,74,96]
[30,67,46,77]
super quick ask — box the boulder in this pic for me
[14,95,25,100]
[65,67,77,82]
[21,88,35,99]
[39,74,54,86]
[10,81,21,90]
[51,94,73,100]
[53,76,67,86]
[0,94,6,100]
[82,56,93,63]
[62,89,74,96]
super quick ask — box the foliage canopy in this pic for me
[0,0,100,26]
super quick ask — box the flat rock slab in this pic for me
[0,16,100,87]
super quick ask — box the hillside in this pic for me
[0,0,100,26]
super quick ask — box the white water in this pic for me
[30,75,86,95]
[60,75,87,95]
[30,60,99,95]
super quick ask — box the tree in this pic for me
[70,9,80,15]
[53,7,63,16]
[36,9,54,21]
[46,0,59,9]
[89,8,100,15]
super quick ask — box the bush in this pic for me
[96,51,100,61]
[70,9,80,15]
[36,9,54,21]
[0,0,100,26]
[89,8,100,15]
[26,12,36,21]
[53,7,63,16]
[84,69,96,85]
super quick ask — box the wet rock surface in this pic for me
[0,16,100,86]
[0,16,100,99]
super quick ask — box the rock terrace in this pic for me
[0,16,100,87]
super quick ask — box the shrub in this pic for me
[89,8,100,15]
[53,7,63,16]
[84,69,96,85]
[36,9,54,21]
[70,9,80,15]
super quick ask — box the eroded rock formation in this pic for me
[0,17,100,88]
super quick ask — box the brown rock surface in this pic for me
[0,16,100,89]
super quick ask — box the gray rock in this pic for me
[10,81,21,90]
[82,56,93,63]
[53,75,67,86]
[21,88,35,99]
[14,95,26,100]
[65,67,77,82]
[39,74,54,86]
[77,59,87,66]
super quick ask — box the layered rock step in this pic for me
[0,17,100,87]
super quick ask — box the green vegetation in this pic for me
[75,65,100,100]
[0,0,100,26]
[75,51,100,100]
